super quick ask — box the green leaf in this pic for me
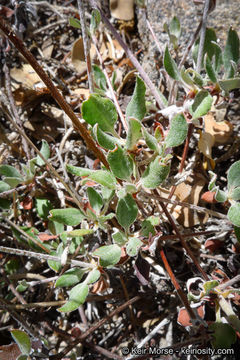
[141,216,160,237]
[192,28,217,68]
[227,160,240,190]
[93,124,121,150]
[82,94,118,135]
[125,118,142,150]
[58,283,89,312]
[93,64,107,91]
[231,187,240,201]
[55,268,85,288]
[223,27,240,78]
[228,203,240,227]
[2,177,22,188]
[87,187,103,214]
[36,140,50,166]
[11,330,31,355]
[210,322,236,349]
[191,90,213,119]
[180,68,196,89]
[141,156,170,189]
[88,170,117,189]
[0,165,22,179]
[219,78,240,93]
[142,128,159,151]
[35,198,52,220]
[215,189,228,203]
[202,280,219,296]
[0,198,11,209]
[234,226,240,243]
[169,16,181,39]
[0,180,11,193]
[66,165,93,177]
[90,9,101,34]
[48,243,63,272]
[126,237,142,256]
[205,54,217,83]
[69,17,81,29]
[16,280,28,293]
[63,229,94,237]
[126,76,146,122]
[107,146,133,180]
[49,208,85,226]
[165,113,188,148]
[84,269,100,284]
[116,194,138,230]
[112,230,128,246]
[164,46,181,81]
[93,244,121,267]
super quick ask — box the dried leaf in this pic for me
[110,0,134,21]
[10,64,44,89]
[204,112,233,145]
[71,37,96,73]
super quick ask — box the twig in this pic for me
[77,0,94,93]
[0,184,27,198]
[0,16,109,169]
[89,0,165,110]
[0,268,27,305]
[196,0,211,73]
[0,246,93,269]
[4,63,30,159]
[49,296,141,359]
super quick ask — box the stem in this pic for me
[196,0,211,73]
[0,16,109,169]
[77,0,94,93]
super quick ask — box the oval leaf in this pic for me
[223,28,240,78]
[141,156,170,189]
[58,283,89,312]
[84,269,101,284]
[125,118,142,150]
[55,268,85,288]
[107,146,133,180]
[191,90,213,119]
[227,160,240,190]
[126,76,146,122]
[164,46,181,81]
[0,165,22,179]
[126,237,142,257]
[88,170,117,189]
[66,165,93,177]
[49,208,85,226]
[116,194,138,230]
[82,94,118,135]
[36,140,50,166]
[165,113,188,148]
[228,203,240,227]
[93,124,121,150]
[87,187,103,214]
[10,330,31,355]
[93,244,121,268]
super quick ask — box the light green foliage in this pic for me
[126,237,142,256]
[93,244,121,267]
[165,114,188,148]
[164,46,181,81]
[11,330,31,355]
[116,194,138,230]
[49,208,85,226]
[191,90,213,119]
[107,146,133,180]
[125,76,146,122]
[141,157,170,189]
[58,283,89,312]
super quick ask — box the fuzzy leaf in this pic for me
[107,146,133,180]
[49,208,85,226]
[0,181,11,193]
[93,124,121,150]
[215,189,228,203]
[126,237,142,256]
[88,170,117,189]
[192,28,217,68]
[48,244,63,272]
[141,156,170,189]
[169,16,181,39]
[82,94,118,135]
[58,283,89,312]
[231,187,240,201]
[219,78,240,93]
[93,65,106,91]
[210,322,236,349]
[35,198,52,220]
[112,230,127,246]
[191,90,213,119]
[164,46,181,81]
[55,268,85,288]
[205,55,217,83]
[125,118,142,150]
[228,203,240,227]
[87,187,103,214]
[223,28,240,78]
[0,165,22,179]
[63,229,94,237]
[90,9,101,34]
[93,244,121,267]
[36,140,50,166]
[66,165,93,177]
[125,76,146,122]
[11,330,31,355]
[116,194,138,230]
[227,160,240,190]
[69,17,81,29]
[84,269,100,284]
[165,113,188,148]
